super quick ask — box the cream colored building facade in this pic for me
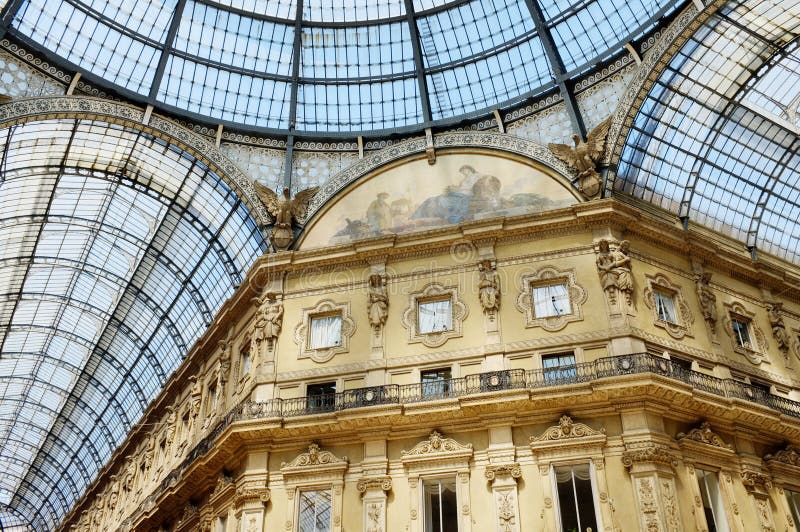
[58,146,800,532]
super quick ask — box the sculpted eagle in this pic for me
[253,183,319,251]
[548,117,612,198]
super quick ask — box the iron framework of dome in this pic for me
[1,0,680,137]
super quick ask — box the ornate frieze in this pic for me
[676,422,732,450]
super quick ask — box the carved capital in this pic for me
[621,443,679,470]
[740,469,772,494]
[485,463,522,483]
[356,476,392,494]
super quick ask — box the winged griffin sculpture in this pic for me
[253,183,319,251]
[548,117,612,199]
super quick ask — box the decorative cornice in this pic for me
[740,469,772,494]
[676,422,733,450]
[281,443,348,470]
[356,476,392,494]
[401,431,473,458]
[484,464,522,482]
[764,444,800,468]
[530,415,606,443]
[621,443,679,470]
[0,96,270,226]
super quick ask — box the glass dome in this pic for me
[5,0,681,136]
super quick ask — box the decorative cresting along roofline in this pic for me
[0,96,270,225]
[302,131,576,223]
[603,0,726,180]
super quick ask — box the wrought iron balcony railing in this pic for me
[142,352,800,520]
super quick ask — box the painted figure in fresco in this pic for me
[478,259,500,314]
[412,165,484,223]
[367,273,389,331]
[367,192,393,233]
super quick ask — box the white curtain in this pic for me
[655,291,677,323]
[554,464,592,482]
[418,300,453,333]
[533,283,571,318]
[310,315,342,349]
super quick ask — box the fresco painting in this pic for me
[299,153,579,249]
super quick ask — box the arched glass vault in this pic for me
[614,0,800,263]
[0,117,267,530]
[1,0,682,137]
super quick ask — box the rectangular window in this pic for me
[418,299,453,333]
[298,489,332,532]
[206,383,217,416]
[423,478,459,532]
[533,282,571,318]
[553,464,599,532]
[542,352,577,383]
[310,315,342,349]
[654,290,677,323]
[307,382,336,412]
[421,368,452,398]
[731,318,751,348]
[787,490,800,528]
[696,469,730,532]
[240,342,251,377]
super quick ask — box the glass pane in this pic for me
[554,464,598,532]
[654,291,677,323]
[418,300,453,333]
[310,315,343,349]
[543,353,577,383]
[421,368,452,397]
[423,479,458,532]
[299,489,332,532]
[533,283,571,317]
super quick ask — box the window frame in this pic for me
[309,312,344,350]
[722,301,767,364]
[643,273,694,339]
[297,488,333,532]
[421,475,460,532]
[417,297,454,335]
[306,381,337,413]
[516,266,587,332]
[695,468,730,532]
[550,462,602,532]
[420,367,453,399]
[401,283,467,348]
[532,281,572,319]
[541,352,577,384]
[293,299,355,363]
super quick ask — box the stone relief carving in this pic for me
[356,477,393,493]
[366,502,383,532]
[281,443,347,469]
[496,490,517,532]
[676,422,732,450]
[548,116,612,198]
[637,477,662,532]
[251,292,283,354]
[234,486,271,507]
[190,376,202,420]
[595,239,634,311]
[696,272,718,335]
[740,469,772,494]
[367,273,389,333]
[478,259,500,318]
[767,302,790,355]
[253,184,319,251]
[530,415,606,442]
[401,431,473,457]
[661,479,680,532]
[485,464,522,483]
[764,443,800,467]
[643,273,694,339]
[621,442,679,470]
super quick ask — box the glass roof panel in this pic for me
[615,0,800,262]
[0,118,266,530]
[8,0,681,135]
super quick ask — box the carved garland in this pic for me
[401,283,468,348]
[293,299,356,363]
[722,301,768,365]
[642,273,694,340]
[515,266,587,331]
